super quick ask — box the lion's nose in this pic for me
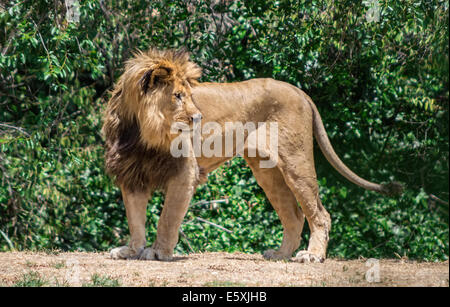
[191,113,202,122]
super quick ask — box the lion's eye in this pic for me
[174,92,182,100]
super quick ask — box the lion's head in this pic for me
[102,48,203,192]
[105,48,202,150]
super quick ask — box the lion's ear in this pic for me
[140,67,173,94]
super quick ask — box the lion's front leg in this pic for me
[140,160,197,261]
[110,186,150,260]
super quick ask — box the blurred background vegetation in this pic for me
[0,0,448,260]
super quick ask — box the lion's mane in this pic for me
[102,49,201,192]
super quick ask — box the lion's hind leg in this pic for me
[110,186,150,260]
[277,158,331,263]
[245,155,305,260]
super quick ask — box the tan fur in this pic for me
[103,48,401,262]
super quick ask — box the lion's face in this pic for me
[137,68,202,149]
[163,75,202,126]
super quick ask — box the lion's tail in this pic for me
[307,99,403,197]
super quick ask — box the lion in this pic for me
[102,48,402,263]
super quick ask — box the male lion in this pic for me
[102,48,402,263]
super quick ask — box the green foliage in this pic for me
[0,0,448,260]
[13,272,47,287]
[82,273,121,287]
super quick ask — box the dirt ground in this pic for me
[0,251,448,287]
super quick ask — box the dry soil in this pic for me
[0,251,448,287]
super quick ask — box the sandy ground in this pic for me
[0,251,448,287]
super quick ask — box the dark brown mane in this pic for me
[104,116,185,192]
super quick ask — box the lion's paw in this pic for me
[295,251,324,263]
[139,247,173,261]
[263,249,291,261]
[110,246,142,260]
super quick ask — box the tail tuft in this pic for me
[379,182,404,197]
